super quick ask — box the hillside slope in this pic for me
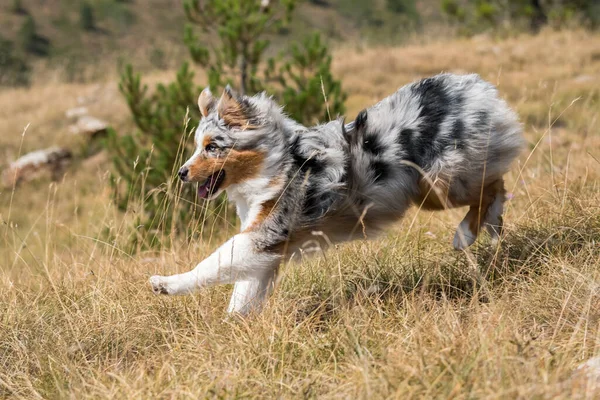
[1,30,600,398]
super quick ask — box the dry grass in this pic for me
[1,29,600,399]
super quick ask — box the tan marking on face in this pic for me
[202,135,212,149]
[187,149,265,189]
[221,149,264,186]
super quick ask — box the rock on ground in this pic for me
[2,147,72,188]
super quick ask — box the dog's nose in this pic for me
[178,167,189,181]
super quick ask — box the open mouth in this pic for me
[197,170,225,199]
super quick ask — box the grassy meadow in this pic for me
[1,29,600,398]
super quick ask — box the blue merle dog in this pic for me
[149,73,524,315]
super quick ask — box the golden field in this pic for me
[1,29,600,398]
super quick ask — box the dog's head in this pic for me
[178,86,285,199]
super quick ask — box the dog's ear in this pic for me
[217,85,258,130]
[198,87,215,118]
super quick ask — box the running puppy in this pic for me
[150,73,524,314]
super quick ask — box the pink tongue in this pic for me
[197,182,210,198]
[197,173,217,199]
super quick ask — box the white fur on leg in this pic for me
[227,271,275,315]
[453,208,479,250]
[149,233,280,296]
[485,194,504,245]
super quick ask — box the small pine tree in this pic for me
[80,2,95,31]
[269,32,346,125]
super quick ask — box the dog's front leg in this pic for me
[149,234,280,302]
[227,269,277,315]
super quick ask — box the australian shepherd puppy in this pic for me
[150,73,524,315]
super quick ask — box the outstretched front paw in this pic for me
[149,275,170,295]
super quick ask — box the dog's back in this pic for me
[337,73,524,247]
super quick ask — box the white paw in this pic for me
[453,226,477,250]
[149,275,170,295]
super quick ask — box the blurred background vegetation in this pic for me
[2,0,598,86]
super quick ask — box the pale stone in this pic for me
[2,147,72,188]
[70,115,108,138]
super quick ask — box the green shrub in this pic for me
[269,32,346,125]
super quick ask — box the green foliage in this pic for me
[441,0,466,22]
[441,0,598,34]
[183,0,296,95]
[80,2,96,31]
[337,0,421,42]
[386,0,419,19]
[19,15,50,56]
[337,0,378,28]
[268,32,346,124]
[96,0,136,30]
[183,0,345,121]
[475,1,498,24]
[105,0,347,245]
[19,16,36,51]
[0,35,30,87]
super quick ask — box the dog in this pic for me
[149,73,524,315]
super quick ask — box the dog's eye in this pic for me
[205,143,218,152]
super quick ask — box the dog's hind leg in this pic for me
[453,206,481,250]
[483,179,506,245]
[453,179,505,250]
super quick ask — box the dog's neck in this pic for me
[227,116,305,231]
[226,176,283,231]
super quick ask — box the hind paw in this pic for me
[453,224,478,250]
